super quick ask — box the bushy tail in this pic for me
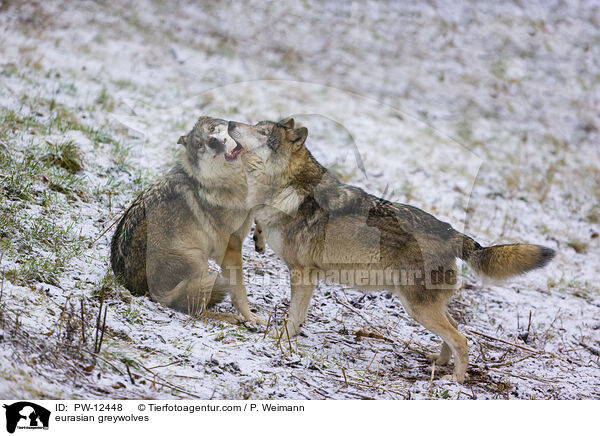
[458,235,556,280]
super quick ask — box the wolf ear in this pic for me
[281,118,295,129]
[177,135,187,146]
[288,127,308,151]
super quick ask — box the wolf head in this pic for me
[178,116,244,180]
[227,118,315,208]
[227,118,308,176]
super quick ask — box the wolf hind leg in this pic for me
[427,310,458,365]
[156,272,228,314]
[402,296,468,383]
[155,274,245,325]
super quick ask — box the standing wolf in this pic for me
[110,116,265,325]
[228,118,555,382]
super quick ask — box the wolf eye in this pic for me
[192,134,203,147]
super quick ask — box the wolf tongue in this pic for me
[225,144,243,160]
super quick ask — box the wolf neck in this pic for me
[181,156,247,210]
[253,150,329,218]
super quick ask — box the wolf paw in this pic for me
[253,227,265,254]
[441,373,468,384]
[204,312,244,325]
[242,314,267,327]
[427,353,451,366]
[254,241,265,254]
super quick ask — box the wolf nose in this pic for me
[207,137,224,152]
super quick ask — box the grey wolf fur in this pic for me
[110,116,265,325]
[228,118,555,383]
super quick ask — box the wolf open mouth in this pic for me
[224,143,243,161]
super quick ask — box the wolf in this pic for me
[227,118,555,383]
[110,116,265,325]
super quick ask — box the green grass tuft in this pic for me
[42,139,84,173]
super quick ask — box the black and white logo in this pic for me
[3,402,50,433]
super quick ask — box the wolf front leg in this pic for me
[272,268,316,338]
[222,235,267,326]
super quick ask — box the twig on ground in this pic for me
[355,328,392,343]
[467,329,540,354]
[312,372,407,399]
[579,341,600,356]
[290,373,332,399]
[488,353,537,368]
[486,367,565,384]
[341,367,349,388]
[93,287,108,354]
[364,351,378,374]
[133,359,203,399]
[263,310,273,340]
[88,208,128,248]
[429,361,436,395]
[81,349,124,375]
[148,360,184,370]
[345,391,376,400]
[284,319,293,355]
[125,362,136,385]
[80,298,87,346]
[94,305,107,354]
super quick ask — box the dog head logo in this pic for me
[3,402,50,433]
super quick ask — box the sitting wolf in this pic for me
[227,118,555,382]
[110,116,265,325]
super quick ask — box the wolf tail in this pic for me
[456,234,555,280]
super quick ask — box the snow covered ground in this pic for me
[0,0,599,399]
